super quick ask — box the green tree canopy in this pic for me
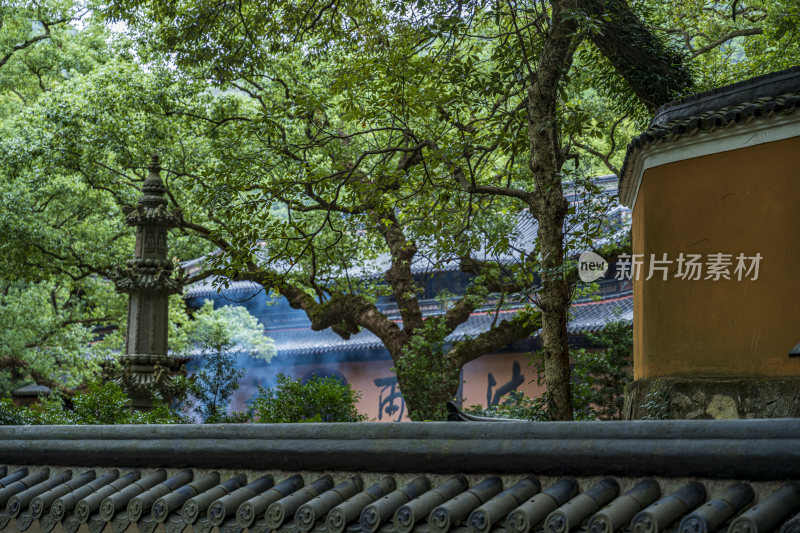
[0,0,795,418]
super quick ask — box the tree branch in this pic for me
[0,356,73,394]
[690,27,763,58]
[453,167,534,206]
[442,281,489,332]
[573,141,620,176]
[373,211,424,335]
[448,311,541,367]
[459,256,528,293]
[0,17,67,70]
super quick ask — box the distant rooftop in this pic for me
[652,66,800,126]
[10,383,52,398]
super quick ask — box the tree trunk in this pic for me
[579,0,693,111]
[537,272,573,420]
[526,0,578,420]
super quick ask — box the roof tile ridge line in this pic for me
[268,296,633,334]
[266,326,336,333]
[651,65,800,124]
[456,307,523,318]
[571,294,633,307]
[279,347,384,355]
[619,93,800,206]
[651,87,800,131]
[6,419,800,442]
[634,89,800,148]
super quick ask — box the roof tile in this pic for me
[0,467,799,533]
[270,295,633,357]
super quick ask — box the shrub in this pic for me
[0,398,32,425]
[253,374,367,423]
[464,389,597,421]
[572,318,633,420]
[0,381,184,425]
[464,390,550,420]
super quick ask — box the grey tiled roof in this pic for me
[10,384,52,398]
[270,295,632,356]
[619,66,800,205]
[184,277,262,300]
[0,466,797,533]
[567,296,632,334]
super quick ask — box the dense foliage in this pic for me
[572,317,633,420]
[0,382,183,425]
[0,0,214,395]
[253,374,368,423]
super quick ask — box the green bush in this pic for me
[252,374,367,423]
[0,398,31,425]
[464,389,597,421]
[572,318,633,420]
[0,382,184,425]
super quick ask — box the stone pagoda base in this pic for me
[623,376,800,420]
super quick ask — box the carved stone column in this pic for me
[113,154,184,410]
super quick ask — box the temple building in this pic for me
[620,66,800,418]
[184,276,632,422]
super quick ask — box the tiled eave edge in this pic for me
[1,420,800,480]
[618,94,800,209]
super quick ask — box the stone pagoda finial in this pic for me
[113,153,185,410]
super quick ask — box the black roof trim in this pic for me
[653,66,800,126]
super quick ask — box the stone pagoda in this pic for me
[113,154,184,409]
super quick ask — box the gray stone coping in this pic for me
[1,420,799,480]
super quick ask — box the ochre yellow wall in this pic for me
[633,136,800,379]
